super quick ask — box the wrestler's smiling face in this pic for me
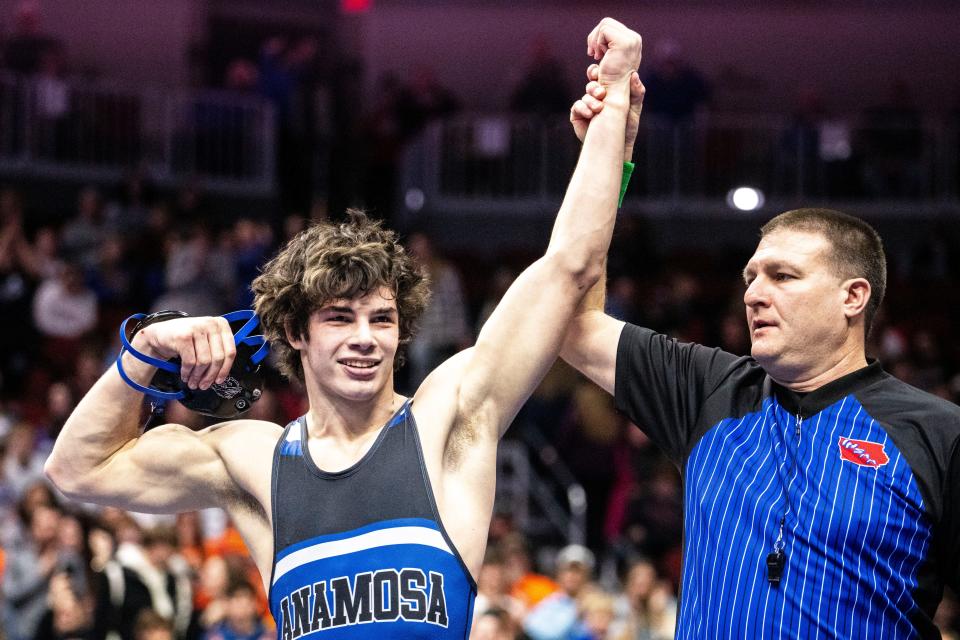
[290,286,399,402]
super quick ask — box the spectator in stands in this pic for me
[473,547,526,631]
[619,457,683,564]
[33,42,70,161]
[225,59,258,94]
[257,37,298,132]
[475,266,515,334]
[523,544,595,640]
[510,36,571,115]
[643,272,706,341]
[394,65,459,142]
[114,525,193,640]
[360,71,404,220]
[556,378,621,550]
[857,78,925,198]
[0,189,39,396]
[133,611,175,640]
[257,35,320,214]
[2,421,47,500]
[201,581,270,640]
[2,1,61,76]
[471,607,519,640]
[19,226,62,281]
[174,512,205,575]
[603,424,665,558]
[605,275,641,325]
[717,309,750,356]
[86,233,133,316]
[778,85,826,197]
[403,230,472,390]
[2,501,84,640]
[69,348,104,399]
[500,533,557,610]
[194,555,236,631]
[126,201,172,309]
[173,183,208,225]
[230,218,274,309]
[641,39,709,195]
[191,59,261,181]
[31,260,97,377]
[641,39,709,124]
[32,569,95,640]
[574,589,617,640]
[87,518,155,640]
[60,186,106,269]
[105,168,156,235]
[608,557,676,640]
[153,223,235,317]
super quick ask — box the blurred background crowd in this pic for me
[1,0,960,639]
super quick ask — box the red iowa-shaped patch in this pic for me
[838,437,889,469]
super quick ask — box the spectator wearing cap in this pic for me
[522,544,595,640]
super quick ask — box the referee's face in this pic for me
[743,229,851,379]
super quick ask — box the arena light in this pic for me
[726,186,765,211]
[405,188,425,212]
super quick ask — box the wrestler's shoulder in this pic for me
[197,418,285,453]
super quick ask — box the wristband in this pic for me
[619,161,635,208]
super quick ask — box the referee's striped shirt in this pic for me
[615,325,960,639]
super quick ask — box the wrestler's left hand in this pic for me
[570,63,645,161]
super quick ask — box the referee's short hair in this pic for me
[761,208,886,337]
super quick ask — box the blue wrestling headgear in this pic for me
[116,310,270,420]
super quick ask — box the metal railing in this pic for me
[0,73,274,195]
[399,112,960,217]
[497,431,587,546]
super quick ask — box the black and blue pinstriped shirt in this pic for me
[615,325,960,639]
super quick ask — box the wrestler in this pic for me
[45,18,644,639]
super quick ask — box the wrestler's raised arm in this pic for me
[561,61,645,394]
[451,18,643,438]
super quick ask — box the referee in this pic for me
[567,92,959,638]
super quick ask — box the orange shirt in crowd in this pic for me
[202,525,274,628]
[511,572,559,608]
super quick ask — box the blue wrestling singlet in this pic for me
[268,400,476,639]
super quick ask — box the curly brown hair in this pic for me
[251,210,430,382]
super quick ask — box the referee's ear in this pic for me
[841,277,871,324]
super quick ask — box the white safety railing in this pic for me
[399,112,960,217]
[0,73,274,195]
